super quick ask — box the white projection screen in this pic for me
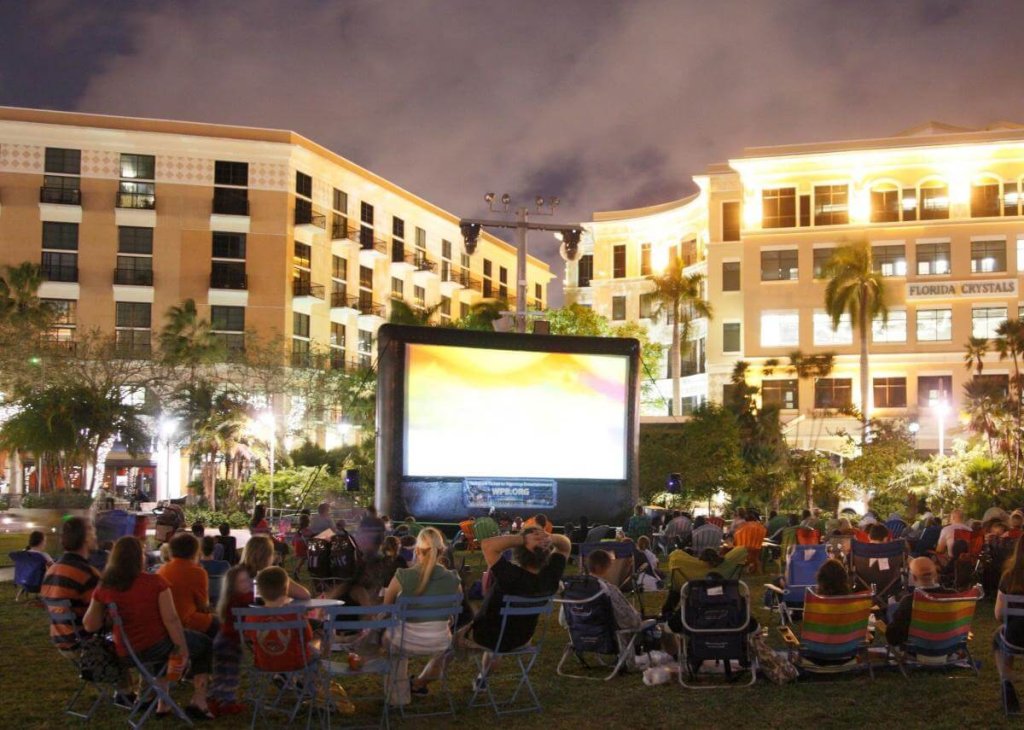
[403,343,629,479]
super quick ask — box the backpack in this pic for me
[328,530,363,581]
[306,537,334,579]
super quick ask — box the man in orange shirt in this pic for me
[158,532,218,637]
[523,514,554,535]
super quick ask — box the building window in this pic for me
[360,201,374,226]
[813,184,849,226]
[760,249,798,281]
[873,377,907,408]
[613,245,627,278]
[45,147,81,175]
[414,285,425,307]
[812,248,834,279]
[116,227,153,285]
[971,181,1002,218]
[441,239,453,281]
[799,194,811,227]
[333,189,348,214]
[211,306,245,352]
[870,185,901,223]
[919,182,949,220]
[1005,182,1020,217]
[329,322,346,368]
[901,187,918,221]
[813,311,853,346]
[332,256,348,302]
[916,242,951,275]
[611,296,626,321]
[760,312,798,347]
[295,171,313,198]
[215,161,248,186]
[498,266,508,300]
[212,232,246,259]
[578,254,593,287]
[722,261,740,291]
[872,309,907,343]
[639,292,656,319]
[114,302,151,356]
[723,322,741,353]
[41,222,78,282]
[1018,237,1024,273]
[534,283,543,310]
[762,379,798,409]
[971,239,1006,273]
[973,306,1007,339]
[762,188,796,228]
[460,302,470,319]
[293,312,310,338]
[722,201,741,241]
[872,244,906,276]
[293,242,312,270]
[918,375,953,407]
[916,308,952,342]
[117,154,155,209]
[41,298,76,342]
[358,329,373,369]
[440,296,451,322]
[391,277,404,300]
[42,147,81,205]
[640,243,652,276]
[415,227,427,254]
[815,378,852,409]
[360,265,373,290]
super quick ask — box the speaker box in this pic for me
[344,468,360,491]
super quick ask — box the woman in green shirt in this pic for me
[383,526,461,705]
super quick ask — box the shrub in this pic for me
[21,491,93,509]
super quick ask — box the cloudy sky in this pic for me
[2,0,1022,302]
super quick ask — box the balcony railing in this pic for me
[114,342,152,360]
[291,350,313,368]
[331,291,357,309]
[295,208,327,229]
[357,300,385,318]
[116,192,156,210]
[114,268,154,286]
[38,336,77,354]
[444,268,481,291]
[293,280,326,299]
[42,264,78,283]
[212,188,249,215]
[413,252,436,272]
[332,218,354,240]
[40,187,81,205]
[210,269,248,289]
[358,228,388,255]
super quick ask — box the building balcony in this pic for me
[116,192,156,210]
[39,336,77,354]
[293,280,326,301]
[114,268,154,286]
[357,299,386,326]
[390,246,415,274]
[209,269,248,290]
[40,186,81,205]
[42,264,78,283]
[412,252,438,285]
[331,218,355,242]
[330,291,360,314]
[358,229,389,266]
[294,207,327,234]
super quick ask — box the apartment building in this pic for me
[0,107,553,494]
[567,122,1024,452]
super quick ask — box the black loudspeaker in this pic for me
[667,473,681,494]
[344,468,360,491]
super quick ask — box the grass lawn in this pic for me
[0,531,59,568]
[0,555,1019,729]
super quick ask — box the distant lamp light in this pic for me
[459,222,482,255]
[501,193,511,206]
[159,417,178,440]
[535,195,545,208]
[908,421,920,434]
[667,472,682,495]
[484,192,495,204]
[550,197,560,208]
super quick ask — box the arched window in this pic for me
[970,176,1002,218]
[919,180,949,220]
[869,182,900,223]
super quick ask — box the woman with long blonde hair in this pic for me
[382,527,461,706]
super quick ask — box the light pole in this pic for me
[259,411,276,519]
[460,194,582,334]
[934,400,949,456]
[158,417,178,502]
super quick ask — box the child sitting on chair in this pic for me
[586,549,642,668]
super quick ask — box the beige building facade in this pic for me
[567,122,1024,453]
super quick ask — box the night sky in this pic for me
[2,0,1022,302]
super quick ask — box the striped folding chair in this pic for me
[468,594,554,716]
[781,590,875,678]
[893,586,983,677]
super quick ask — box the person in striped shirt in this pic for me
[41,516,100,653]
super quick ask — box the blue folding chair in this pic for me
[43,598,126,721]
[468,594,554,716]
[108,603,193,729]
[235,604,323,730]
[995,593,1024,715]
[764,543,829,626]
[9,549,48,601]
[320,603,399,730]
[885,518,908,540]
[392,592,463,720]
[850,539,907,604]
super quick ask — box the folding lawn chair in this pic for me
[994,593,1024,715]
[676,578,757,689]
[236,604,324,730]
[391,593,463,720]
[796,527,820,545]
[889,585,983,677]
[825,534,853,565]
[885,518,908,540]
[9,549,48,601]
[948,529,985,590]
[458,519,479,550]
[467,594,554,716]
[764,543,830,626]
[780,590,875,679]
[850,539,908,604]
[473,516,500,542]
[44,598,128,721]
[320,603,399,730]
[108,603,193,729]
[732,522,767,575]
[554,575,657,681]
[580,541,643,611]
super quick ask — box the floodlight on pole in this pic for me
[933,400,949,456]
[259,411,276,518]
[158,416,178,501]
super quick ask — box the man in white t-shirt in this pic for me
[936,509,971,557]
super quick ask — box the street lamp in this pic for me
[259,411,276,519]
[460,193,581,334]
[933,400,949,456]
[158,417,178,501]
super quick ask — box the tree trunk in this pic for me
[803,464,814,509]
[671,297,681,417]
[202,456,216,510]
[859,289,869,448]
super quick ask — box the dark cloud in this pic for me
[2,0,1024,302]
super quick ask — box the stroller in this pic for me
[153,503,186,543]
[676,577,756,688]
[764,543,830,626]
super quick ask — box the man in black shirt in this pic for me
[470,527,570,681]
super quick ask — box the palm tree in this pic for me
[455,300,505,331]
[388,299,443,326]
[651,256,712,417]
[963,336,990,375]
[963,376,1006,456]
[993,319,1024,482]
[159,299,225,382]
[0,262,54,329]
[823,242,889,447]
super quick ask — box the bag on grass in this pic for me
[79,634,123,684]
[329,530,363,581]
[748,632,797,685]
